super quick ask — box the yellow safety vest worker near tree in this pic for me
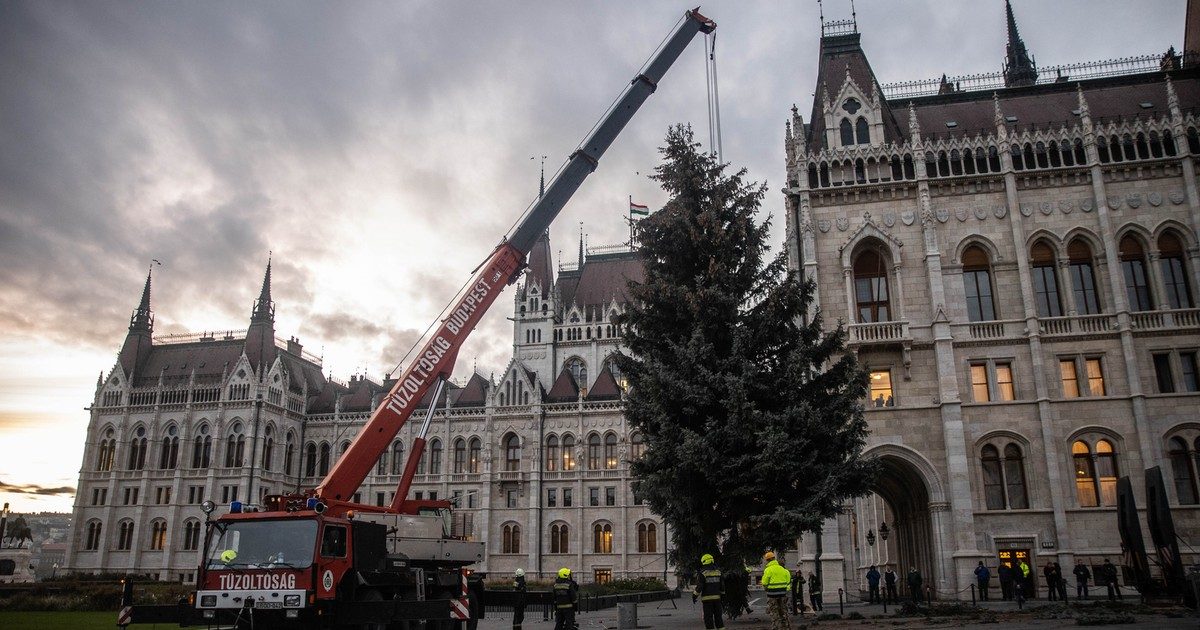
[761,552,792,630]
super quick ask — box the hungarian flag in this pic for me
[629,200,649,216]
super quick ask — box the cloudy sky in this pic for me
[0,0,1183,514]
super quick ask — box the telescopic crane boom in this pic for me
[315,8,716,509]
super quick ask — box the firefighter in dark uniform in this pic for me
[512,568,527,630]
[693,553,726,629]
[552,567,579,630]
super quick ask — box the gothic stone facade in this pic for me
[783,16,1200,599]
[66,241,664,583]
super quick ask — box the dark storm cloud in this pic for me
[0,479,75,496]
[0,0,1184,384]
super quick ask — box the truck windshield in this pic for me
[205,519,318,570]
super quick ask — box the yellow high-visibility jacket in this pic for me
[761,560,791,598]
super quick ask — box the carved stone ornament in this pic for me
[836,216,849,231]
[974,207,987,220]
[994,205,1008,219]
[1107,195,1122,210]
[1147,192,1163,207]
[883,212,896,227]
[1039,201,1053,216]
[901,211,916,226]
[1170,190,1186,205]
[955,207,968,222]
[1081,198,1094,212]
[1127,192,1142,209]
[1059,200,1074,215]
[818,219,831,233]
[935,208,950,223]
[1020,204,1033,217]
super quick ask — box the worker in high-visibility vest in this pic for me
[552,567,579,630]
[760,551,792,630]
[692,553,725,629]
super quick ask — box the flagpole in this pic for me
[629,195,634,247]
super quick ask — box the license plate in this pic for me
[255,601,283,609]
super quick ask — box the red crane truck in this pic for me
[119,8,715,628]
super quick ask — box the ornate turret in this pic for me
[244,257,277,376]
[1002,0,1038,87]
[117,268,155,377]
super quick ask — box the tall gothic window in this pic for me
[1160,232,1194,309]
[637,522,658,553]
[588,433,602,469]
[630,432,645,460]
[182,519,201,551]
[855,117,870,145]
[428,439,442,474]
[962,245,996,321]
[97,428,116,471]
[224,422,245,468]
[604,433,619,469]
[1169,437,1198,505]
[391,441,404,475]
[117,520,135,551]
[1068,239,1101,314]
[980,443,1028,510]
[284,432,295,476]
[304,442,317,477]
[453,438,466,474]
[561,434,576,471]
[593,522,614,553]
[159,426,179,470]
[840,118,855,146]
[1031,241,1063,317]
[84,520,103,551]
[566,357,588,389]
[546,435,560,472]
[468,438,481,473]
[550,522,569,554]
[853,249,891,323]
[149,520,167,551]
[501,523,521,554]
[261,425,274,471]
[1120,235,1153,311]
[127,426,147,470]
[504,434,521,472]
[1073,438,1119,507]
[318,442,331,476]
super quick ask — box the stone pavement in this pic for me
[468,597,1200,629]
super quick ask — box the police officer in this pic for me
[760,551,792,630]
[512,568,527,630]
[693,553,725,629]
[552,567,579,630]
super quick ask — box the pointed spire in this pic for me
[578,222,584,268]
[539,158,546,199]
[993,92,1004,127]
[1166,74,1180,114]
[128,266,154,333]
[907,101,921,140]
[251,254,274,324]
[1003,0,1038,87]
[1076,83,1091,118]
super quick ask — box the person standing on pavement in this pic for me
[1073,560,1091,600]
[1102,559,1121,601]
[694,554,726,630]
[1052,563,1068,601]
[512,568,527,630]
[906,567,924,604]
[552,567,579,630]
[1017,559,1031,604]
[866,565,881,604]
[884,566,899,604]
[997,562,1013,600]
[973,561,990,601]
[790,567,805,615]
[807,571,823,612]
[1043,561,1058,601]
[760,551,792,630]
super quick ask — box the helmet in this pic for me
[515,568,525,577]
[558,567,571,579]
[220,549,238,564]
[701,553,715,565]
[763,551,776,562]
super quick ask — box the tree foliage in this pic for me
[615,126,875,610]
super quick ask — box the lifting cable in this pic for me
[704,31,723,162]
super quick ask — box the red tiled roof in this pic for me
[546,367,579,403]
[585,364,621,401]
[452,373,490,408]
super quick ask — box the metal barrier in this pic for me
[482,589,677,617]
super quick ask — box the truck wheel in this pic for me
[357,589,387,630]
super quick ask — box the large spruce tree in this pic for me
[615,126,875,612]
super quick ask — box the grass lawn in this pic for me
[0,611,133,630]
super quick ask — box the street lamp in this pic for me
[866,529,876,547]
[879,522,890,542]
[51,563,58,579]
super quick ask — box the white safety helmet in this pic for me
[514,568,525,577]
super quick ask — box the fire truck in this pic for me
[119,7,715,629]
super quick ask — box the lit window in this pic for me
[854,250,891,323]
[593,523,613,553]
[996,363,1015,401]
[869,370,894,407]
[1073,441,1099,507]
[971,364,990,402]
[1060,360,1080,398]
[1086,359,1106,396]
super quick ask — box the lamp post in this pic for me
[866,529,876,547]
[879,522,890,542]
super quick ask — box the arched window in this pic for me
[855,117,870,145]
[840,118,854,146]
[1120,235,1154,311]
[1096,439,1119,506]
[1073,438,1118,507]
[1163,130,1178,156]
[1068,239,1101,314]
[1169,437,1198,505]
[981,445,1005,510]
[587,433,602,469]
[604,433,618,469]
[1122,135,1137,161]
[1097,136,1111,163]
[159,425,179,470]
[504,434,521,471]
[566,357,588,389]
[853,248,891,323]
[1149,131,1164,158]
[562,434,576,471]
[962,245,996,321]
[1073,440,1099,507]
[182,519,202,551]
[261,425,274,471]
[637,522,658,553]
[453,438,466,473]
[318,442,331,476]
[390,441,404,475]
[1135,132,1149,159]
[593,522,614,553]
[546,435,560,472]
[97,428,116,471]
[1188,127,1200,154]
[468,438,481,473]
[284,432,295,476]
[149,520,167,550]
[502,523,521,554]
[1160,232,1194,309]
[377,447,388,476]
[550,522,569,554]
[340,440,350,458]
[117,520,135,551]
[84,520,103,551]
[1003,444,1029,509]
[1031,241,1063,317]
[808,164,819,188]
[224,422,245,468]
[127,426,147,470]
[630,432,645,461]
[428,439,442,474]
[304,442,318,477]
